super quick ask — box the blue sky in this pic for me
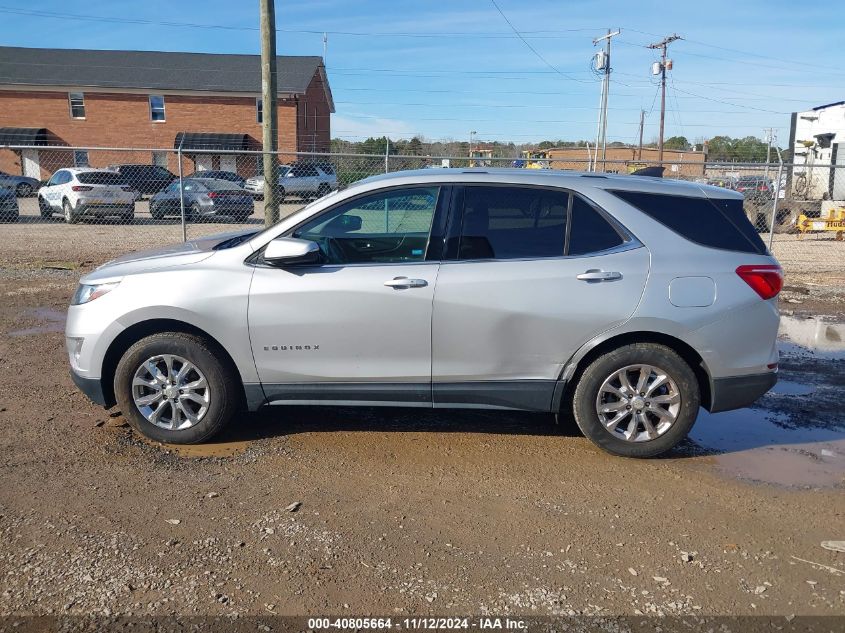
[1,0,843,146]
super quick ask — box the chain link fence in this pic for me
[1,144,843,277]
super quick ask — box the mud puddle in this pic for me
[7,307,66,337]
[778,314,845,360]
[690,406,845,488]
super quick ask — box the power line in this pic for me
[488,0,589,83]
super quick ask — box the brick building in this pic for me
[0,46,334,179]
[545,146,706,177]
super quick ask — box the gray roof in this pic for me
[0,46,331,105]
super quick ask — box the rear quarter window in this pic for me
[77,172,125,186]
[609,190,767,255]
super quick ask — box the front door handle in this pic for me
[384,277,428,289]
[576,270,622,281]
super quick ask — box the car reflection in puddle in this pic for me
[688,314,845,488]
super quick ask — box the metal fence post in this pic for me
[177,140,186,242]
[767,150,784,252]
[384,138,389,174]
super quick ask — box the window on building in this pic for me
[73,150,89,167]
[256,98,263,124]
[149,95,166,122]
[68,92,85,119]
[458,186,568,260]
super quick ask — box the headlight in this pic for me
[71,281,120,305]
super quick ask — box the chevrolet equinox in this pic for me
[67,169,782,458]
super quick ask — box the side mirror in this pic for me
[264,237,322,266]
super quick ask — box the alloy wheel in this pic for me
[131,354,210,430]
[595,364,681,442]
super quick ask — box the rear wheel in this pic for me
[15,182,32,198]
[63,199,78,224]
[572,343,700,458]
[190,202,201,220]
[150,204,165,220]
[114,332,240,444]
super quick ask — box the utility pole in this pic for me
[763,128,775,179]
[260,0,279,226]
[637,109,645,160]
[592,29,621,172]
[647,33,681,163]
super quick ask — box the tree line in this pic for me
[331,134,784,162]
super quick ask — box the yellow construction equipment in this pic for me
[797,206,845,240]
[520,150,551,169]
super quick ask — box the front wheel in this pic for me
[38,197,52,219]
[114,332,240,444]
[571,343,700,458]
[16,182,32,198]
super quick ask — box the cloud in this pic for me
[331,114,417,139]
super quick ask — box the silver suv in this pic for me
[245,162,338,200]
[67,169,782,458]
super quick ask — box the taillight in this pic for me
[72,185,93,191]
[736,264,783,300]
[208,192,220,198]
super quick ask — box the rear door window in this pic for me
[609,190,766,254]
[458,185,568,259]
[568,195,625,256]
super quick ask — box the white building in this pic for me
[788,100,845,200]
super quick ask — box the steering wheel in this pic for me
[316,236,345,264]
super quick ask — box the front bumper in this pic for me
[709,371,777,413]
[70,368,109,407]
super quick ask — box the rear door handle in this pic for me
[576,270,622,281]
[384,277,428,289]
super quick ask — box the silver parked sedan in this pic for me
[150,178,254,222]
[66,169,781,457]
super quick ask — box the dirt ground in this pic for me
[0,236,843,621]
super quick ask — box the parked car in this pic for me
[0,170,40,197]
[185,170,246,188]
[149,178,254,221]
[67,169,781,458]
[734,175,773,200]
[109,164,176,196]
[706,176,738,190]
[0,185,19,222]
[244,161,337,200]
[38,168,135,223]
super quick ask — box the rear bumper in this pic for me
[70,368,109,407]
[709,371,777,413]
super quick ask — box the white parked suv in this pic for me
[66,169,782,458]
[245,162,338,200]
[38,168,136,223]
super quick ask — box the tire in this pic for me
[571,343,700,458]
[63,199,78,224]
[150,204,165,221]
[113,332,240,444]
[276,186,285,202]
[38,197,52,219]
[190,202,201,220]
[772,207,800,234]
[121,206,134,224]
[15,182,32,198]
[317,183,330,197]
